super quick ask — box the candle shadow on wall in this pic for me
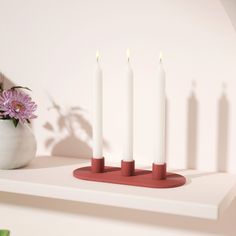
[43,96,109,159]
[186,81,198,169]
[217,83,230,172]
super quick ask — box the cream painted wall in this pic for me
[0,0,236,173]
[0,1,236,236]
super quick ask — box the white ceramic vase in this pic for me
[0,120,37,169]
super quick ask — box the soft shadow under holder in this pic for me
[73,157,186,188]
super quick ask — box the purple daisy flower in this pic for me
[0,89,37,123]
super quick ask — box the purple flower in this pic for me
[0,89,37,123]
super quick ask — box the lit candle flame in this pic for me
[126,48,130,62]
[159,51,163,62]
[96,50,100,62]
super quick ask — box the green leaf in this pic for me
[12,118,19,127]
[10,86,32,91]
[0,230,10,236]
[0,82,4,92]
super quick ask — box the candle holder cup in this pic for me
[152,163,166,180]
[73,158,186,189]
[91,157,105,173]
[121,160,135,176]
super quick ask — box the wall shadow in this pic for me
[186,81,198,169]
[44,97,109,159]
[220,0,236,33]
[44,97,92,159]
[217,83,230,172]
[24,156,89,169]
[0,72,15,89]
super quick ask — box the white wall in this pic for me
[0,0,236,173]
[0,1,236,236]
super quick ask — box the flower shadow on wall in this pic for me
[43,97,109,159]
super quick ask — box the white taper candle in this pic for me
[93,51,103,159]
[153,52,166,164]
[123,49,134,161]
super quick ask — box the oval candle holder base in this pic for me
[73,158,186,188]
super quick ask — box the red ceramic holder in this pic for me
[121,160,135,176]
[91,157,104,173]
[152,163,166,180]
[73,158,186,188]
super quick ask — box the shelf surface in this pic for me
[0,156,235,220]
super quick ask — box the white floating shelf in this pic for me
[0,156,235,220]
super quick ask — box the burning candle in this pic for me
[153,52,166,164]
[123,49,134,161]
[93,51,103,159]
